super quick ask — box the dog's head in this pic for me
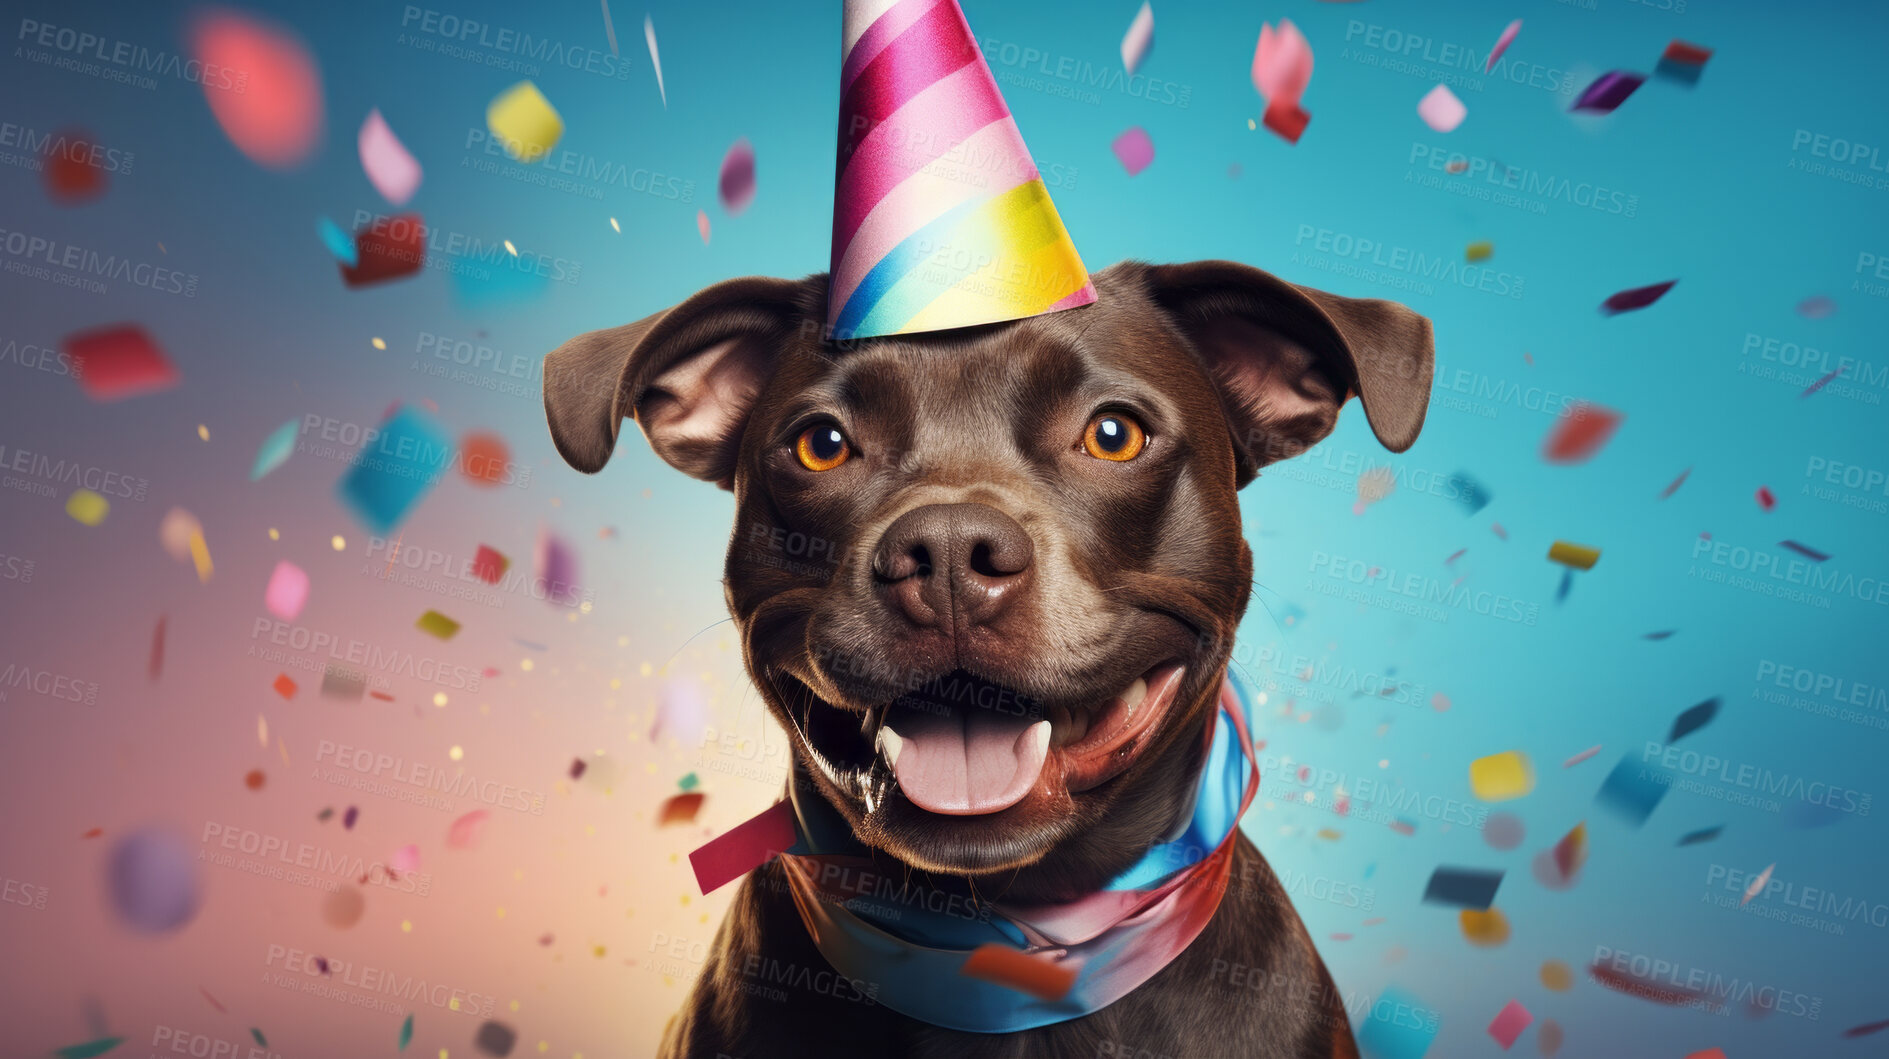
[545,261,1432,895]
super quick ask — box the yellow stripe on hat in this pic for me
[897,180,1090,335]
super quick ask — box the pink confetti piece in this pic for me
[1121,2,1154,75]
[1445,548,1466,565]
[189,10,323,169]
[1563,745,1602,768]
[644,16,666,107]
[1801,366,1843,397]
[1417,84,1467,132]
[696,210,711,244]
[264,560,309,620]
[1112,127,1155,176]
[1488,999,1533,1049]
[448,809,490,850]
[1659,467,1690,499]
[1779,540,1830,562]
[719,139,757,215]
[1755,485,1776,511]
[390,844,420,873]
[1741,862,1774,905]
[358,109,422,206]
[1491,522,1508,541]
[1484,20,1521,73]
[1431,693,1451,712]
[1601,279,1676,315]
[1251,20,1313,110]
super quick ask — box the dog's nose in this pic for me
[872,503,1034,628]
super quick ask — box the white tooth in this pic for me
[1024,720,1050,756]
[877,726,904,767]
[1121,677,1148,717]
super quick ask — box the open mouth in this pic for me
[865,662,1187,816]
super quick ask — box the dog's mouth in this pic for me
[787,661,1187,818]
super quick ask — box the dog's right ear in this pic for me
[542,276,813,487]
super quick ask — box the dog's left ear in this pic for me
[1133,260,1434,486]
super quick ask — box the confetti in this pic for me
[43,126,109,202]
[1111,126,1155,176]
[1452,471,1492,514]
[1659,466,1690,499]
[1801,366,1843,397]
[1491,522,1508,541]
[1741,862,1774,905]
[244,769,265,791]
[448,809,490,850]
[1796,294,1837,319]
[1684,1051,1727,1059]
[66,489,110,526]
[53,1039,124,1059]
[200,987,227,1013]
[359,108,422,205]
[1589,960,1719,1009]
[343,806,359,829]
[660,791,706,826]
[64,324,179,401]
[1357,986,1439,1059]
[1547,541,1599,570]
[1465,241,1493,262]
[1780,539,1829,561]
[1461,907,1510,947]
[475,1019,519,1056]
[341,212,426,287]
[317,215,358,266]
[486,81,563,162]
[1417,83,1467,132]
[321,664,366,701]
[273,674,298,699]
[1553,822,1587,878]
[1572,71,1644,114]
[1484,20,1521,73]
[1487,998,1531,1048]
[1842,1019,1889,1039]
[644,16,666,107]
[391,845,420,874]
[472,545,509,584]
[719,138,757,215]
[188,529,214,583]
[108,828,200,932]
[189,10,323,168]
[652,677,709,744]
[251,1029,267,1048]
[159,507,203,562]
[1121,2,1154,75]
[1262,100,1310,145]
[1470,751,1535,802]
[1563,745,1602,768]
[1678,825,1722,846]
[324,884,366,928]
[459,431,511,487]
[690,800,796,894]
[568,757,588,781]
[1554,570,1573,603]
[1595,754,1668,826]
[1755,485,1776,511]
[1643,630,1676,640]
[535,529,580,607]
[1483,812,1524,851]
[697,209,711,244]
[338,405,452,533]
[415,610,461,640]
[251,419,299,480]
[960,944,1077,1001]
[1668,697,1720,742]
[1423,866,1503,910]
[149,617,166,679]
[677,772,700,792]
[1600,279,1675,315]
[264,560,310,620]
[398,1013,413,1050]
[1542,403,1622,463]
[1540,961,1573,991]
[1655,40,1712,85]
[1252,20,1312,112]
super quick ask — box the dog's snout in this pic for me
[872,503,1033,627]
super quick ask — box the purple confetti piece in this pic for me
[1573,71,1645,114]
[343,806,359,830]
[1801,366,1843,397]
[1601,279,1676,315]
[1780,540,1830,562]
[108,828,201,932]
[1797,295,1837,319]
[718,138,756,215]
[1112,126,1155,176]
[1643,630,1676,641]
[535,530,580,607]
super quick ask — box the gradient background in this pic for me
[3,0,1887,1056]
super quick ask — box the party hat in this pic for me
[828,0,1095,341]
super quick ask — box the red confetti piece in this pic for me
[1797,295,1837,319]
[960,944,1078,1001]
[1659,467,1690,499]
[1262,100,1310,144]
[689,800,796,894]
[569,758,587,780]
[200,987,227,1013]
[44,126,109,202]
[459,432,511,488]
[448,809,491,850]
[149,616,166,679]
[64,325,179,401]
[1755,486,1776,511]
[1542,403,1623,464]
[272,673,297,699]
[659,791,706,826]
[1600,280,1675,315]
[1589,961,1722,1010]
[341,213,425,287]
[472,546,508,584]
[1843,1019,1889,1039]
[244,770,266,791]
[189,11,323,168]
[1780,540,1830,562]
[81,828,103,839]
[369,690,395,701]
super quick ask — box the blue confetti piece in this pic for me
[451,251,550,309]
[1667,697,1720,743]
[1596,754,1669,827]
[1452,471,1491,515]
[1357,986,1440,1059]
[1555,569,1573,603]
[250,418,299,481]
[1421,866,1503,910]
[336,405,452,534]
[317,215,358,267]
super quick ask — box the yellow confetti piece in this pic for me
[331,535,347,551]
[449,745,464,761]
[188,529,214,582]
[487,81,563,162]
[1465,241,1494,262]
[1459,907,1510,946]
[433,692,448,707]
[1548,541,1601,570]
[197,424,210,440]
[609,217,620,233]
[268,527,280,541]
[1469,751,1535,802]
[401,919,413,932]
[504,239,519,256]
[278,736,290,766]
[65,488,109,526]
[371,337,386,350]
[1540,959,1573,991]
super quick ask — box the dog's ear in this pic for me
[1133,260,1434,486]
[542,276,814,487]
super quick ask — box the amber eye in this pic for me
[1082,413,1146,461]
[794,424,851,471]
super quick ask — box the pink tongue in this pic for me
[885,699,1050,816]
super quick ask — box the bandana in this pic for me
[773,669,1260,1033]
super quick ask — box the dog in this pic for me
[543,259,1434,1058]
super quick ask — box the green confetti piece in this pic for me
[250,1029,267,1048]
[677,772,699,792]
[415,610,461,640]
[250,418,299,480]
[398,1013,413,1050]
[54,1038,124,1059]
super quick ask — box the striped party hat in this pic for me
[828,0,1095,341]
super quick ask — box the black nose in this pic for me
[872,503,1034,628]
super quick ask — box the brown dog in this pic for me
[543,260,1433,1058]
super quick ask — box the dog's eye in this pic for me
[794,424,852,471]
[1081,413,1146,462]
